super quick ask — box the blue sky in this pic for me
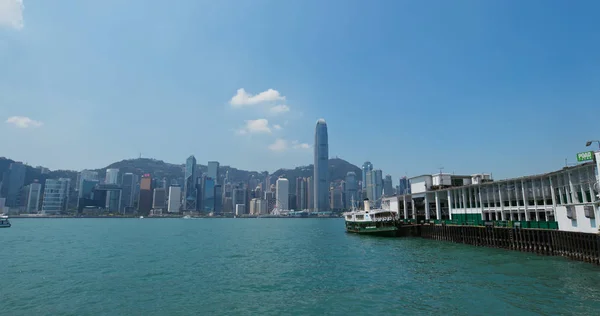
[1,0,599,181]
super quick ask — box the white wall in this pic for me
[555,205,599,233]
[276,178,289,210]
[410,176,432,194]
[432,174,452,186]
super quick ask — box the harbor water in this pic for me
[2,218,600,315]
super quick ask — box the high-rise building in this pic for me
[306,177,313,210]
[214,184,222,214]
[203,177,215,212]
[232,185,246,214]
[184,155,197,211]
[330,184,344,211]
[138,174,153,214]
[288,194,297,211]
[121,173,138,212]
[265,191,276,214]
[383,175,393,197]
[105,168,119,184]
[25,181,42,213]
[168,186,181,213]
[276,177,289,210]
[314,119,329,212]
[365,170,374,202]
[399,177,410,195]
[361,161,373,191]
[299,178,307,210]
[1,162,26,207]
[207,161,220,184]
[345,172,357,209]
[78,170,99,196]
[41,178,70,214]
[372,169,383,206]
[152,188,167,210]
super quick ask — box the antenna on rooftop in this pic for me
[438,167,444,175]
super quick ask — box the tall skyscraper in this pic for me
[203,177,215,212]
[138,174,153,214]
[184,155,197,211]
[41,178,70,214]
[399,177,410,195]
[78,170,99,195]
[25,181,42,213]
[299,178,307,210]
[276,177,289,210]
[345,172,357,209]
[168,186,181,213]
[361,162,373,191]
[306,177,314,210]
[207,161,220,184]
[314,118,329,212]
[373,169,383,206]
[105,168,119,184]
[1,162,26,207]
[383,175,393,197]
[152,188,167,210]
[214,184,222,214]
[121,173,138,212]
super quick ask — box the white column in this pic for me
[411,198,416,219]
[478,186,484,221]
[499,183,505,220]
[521,180,529,221]
[566,173,574,204]
[425,194,430,220]
[447,190,453,220]
[435,191,441,220]
[403,196,408,219]
[549,176,557,207]
[532,179,539,221]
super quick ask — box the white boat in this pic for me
[343,195,399,237]
[139,216,144,219]
[182,215,191,219]
[0,215,11,228]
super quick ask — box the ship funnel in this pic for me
[364,199,370,212]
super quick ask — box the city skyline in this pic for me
[2,1,600,181]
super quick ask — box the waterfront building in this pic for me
[167,186,181,213]
[288,193,297,210]
[232,185,246,213]
[138,174,153,214]
[121,173,138,213]
[345,172,357,209]
[184,155,197,211]
[306,177,313,210]
[235,204,246,216]
[265,191,276,214]
[276,177,289,210]
[383,158,600,233]
[152,188,167,211]
[330,184,344,211]
[361,161,373,192]
[203,177,215,212]
[25,181,42,213]
[41,178,70,214]
[299,178,307,210]
[1,162,26,207]
[314,119,329,212]
[77,170,99,196]
[207,161,220,184]
[384,174,393,197]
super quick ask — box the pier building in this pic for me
[384,159,600,233]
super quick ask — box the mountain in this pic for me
[0,157,361,191]
[270,157,362,193]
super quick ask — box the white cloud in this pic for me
[291,140,310,149]
[0,0,24,30]
[273,124,282,130]
[268,138,288,152]
[5,116,43,128]
[230,88,285,107]
[269,139,310,152]
[237,118,272,134]
[269,104,290,115]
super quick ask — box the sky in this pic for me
[1,0,600,181]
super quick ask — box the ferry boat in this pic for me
[0,215,11,228]
[343,196,399,237]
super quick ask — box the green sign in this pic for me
[576,151,595,162]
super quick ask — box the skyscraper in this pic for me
[276,177,289,210]
[41,178,70,214]
[399,177,410,195]
[152,188,167,210]
[306,177,313,210]
[361,162,373,191]
[299,178,307,210]
[105,168,119,184]
[1,162,26,207]
[383,174,393,197]
[168,186,181,213]
[121,173,138,213]
[345,172,357,209]
[138,174,153,214]
[184,155,197,211]
[25,181,42,213]
[373,169,383,205]
[78,170,99,195]
[203,177,215,212]
[314,119,329,212]
[207,161,220,184]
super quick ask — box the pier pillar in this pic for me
[425,194,431,220]
[403,196,408,219]
[447,190,453,220]
[549,176,557,207]
[411,198,416,219]
[522,180,530,221]
[435,191,441,220]
[499,183,506,220]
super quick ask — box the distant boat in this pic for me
[182,215,191,219]
[0,215,11,228]
[139,216,144,219]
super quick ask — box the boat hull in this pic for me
[345,227,397,237]
[0,223,11,228]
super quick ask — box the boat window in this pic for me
[346,215,352,219]
[356,215,364,220]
